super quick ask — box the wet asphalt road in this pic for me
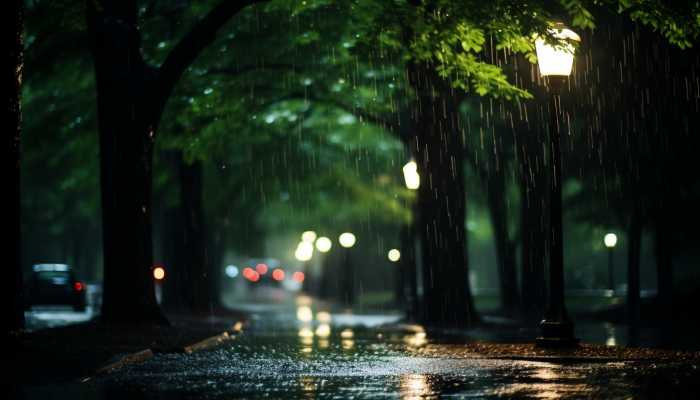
[20,291,700,399]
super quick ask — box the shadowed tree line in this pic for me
[7,0,700,335]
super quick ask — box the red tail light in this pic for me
[73,282,84,291]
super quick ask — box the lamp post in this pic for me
[295,240,313,293]
[402,160,420,320]
[534,23,580,347]
[339,232,356,306]
[604,233,618,293]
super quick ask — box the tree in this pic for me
[85,0,267,324]
[4,0,25,335]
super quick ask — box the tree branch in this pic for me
[206,63,300,76]
[152,0,269,128]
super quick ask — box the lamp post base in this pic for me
[536,319,579,348]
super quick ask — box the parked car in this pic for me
[25,264,87,311]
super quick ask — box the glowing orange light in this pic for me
[243,267,260,282]
[292,271,305,283]
[272,268,285,281]
[153,266,166,281]
[73,282,84,291]
[255,263,269,275]
[243,267,255,279]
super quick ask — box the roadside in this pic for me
[9,309,247,386]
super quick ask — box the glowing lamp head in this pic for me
[402,160,420,190]
[315,236,332,253]
[604,233,618,248]
[339,232,356,248]
[295,241,314,261]
[301,230,317,243]
[388,249,401,262]
[153,266,166,281]
[535,24,580,77]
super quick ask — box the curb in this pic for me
[183,331,232,354]
[81,322,243,382]
[80,349,154,382]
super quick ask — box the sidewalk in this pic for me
[9,309,247,386]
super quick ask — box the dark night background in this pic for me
[5,1,700,399]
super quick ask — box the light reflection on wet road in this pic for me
[85,296,697,399]
[19,293,700,399]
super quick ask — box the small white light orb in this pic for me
[315,236,332,253]
[402,160,420,190]
[339,232,356,248]
[301,230,317,243]
[388,249,401,262]
[604,233,618,248]
[225,265,239,278]
[295,241,314,261]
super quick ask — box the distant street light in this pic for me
[339,232,356,248]
[339,232,356,306]
[535,23,580,348]
[153,266,166,281]
[401,158,420,319]
[604,233,618,293]
[388,249,401,262]
[295,241,314,262]
[315,236,332,253]
[402,160,420,190]
[153,265,165,305]
[604,233,618,248]
[301,230,317,243]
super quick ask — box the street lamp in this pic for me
[295,241,314,294]
[301,230,317,243]
[339,232,356,248]
[401,159,420,320]
[339,232,356,306]
[388,249,401,262]
[535,23,580,348]
[402,160,420,190]
[316,236,332,253]
[604,233,618,293]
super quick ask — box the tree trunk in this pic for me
[177,154,216,311]
[88,1,164,324]
[3,0,25,334]
[627,206,642,330]
[653,212,673,316]
[485,169,519,314]
[86,0,264,324]
[519,132,547,319]
[408,62,477,328]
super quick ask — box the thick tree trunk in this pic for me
[86,0,264,324]
[408,63,478,328]
[519,133,547,319]
[88,1,164,324]
[4,0,25,334]
[485,169,519,314]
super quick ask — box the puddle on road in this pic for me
[95,324,650,399]
[21,303,700,399]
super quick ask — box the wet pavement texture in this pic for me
[18,292,700,399]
